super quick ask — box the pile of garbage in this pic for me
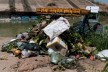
[1,16,105,69]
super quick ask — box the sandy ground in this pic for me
[0,37,106,72]
[0,37,19,72]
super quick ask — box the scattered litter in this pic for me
[1,16,103,71]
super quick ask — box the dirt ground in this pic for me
[0,37,106,72]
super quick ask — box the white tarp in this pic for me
[43,17,70,40]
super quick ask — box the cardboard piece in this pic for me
[47,37,67,49]
[43,17,70,40]
[47,37,68,56]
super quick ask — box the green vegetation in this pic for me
[83,32,108,72]
[84,33,108,51]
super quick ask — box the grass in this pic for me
[83,33,108,71]
[83,33,108,72]
[84,33,108,51]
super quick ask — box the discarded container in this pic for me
[47,37,67,49]
[50,52,62,64]
[43,17,70,40]
[47,37,68,56]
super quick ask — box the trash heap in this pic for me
[1,17,99,69]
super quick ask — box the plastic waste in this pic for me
[29,40,35,43]
[16,34,22,39]
[96,50,108,58]
[22,49,31,58]
[18,42,27,50]
[17,42,23,48]
[96,50,108,61]
[50,52,62,64]
[48,48,55,55]
[60,57,76,69]
[10,39,16,42]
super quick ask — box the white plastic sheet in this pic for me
[96,50,108,58]
[43,17,70,40]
